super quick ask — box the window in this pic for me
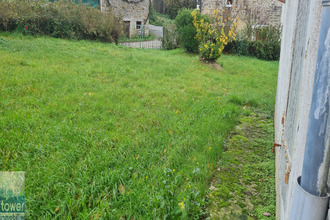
[136,21,142,30]
[226,0,232,7]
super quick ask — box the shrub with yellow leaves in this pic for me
[192,9,237,62]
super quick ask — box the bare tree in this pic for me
[239,0,270,39]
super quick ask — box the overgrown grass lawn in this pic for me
[0,33,278,219]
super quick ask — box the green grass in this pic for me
[0,33,278,219]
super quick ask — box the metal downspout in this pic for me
[289,1,330,219]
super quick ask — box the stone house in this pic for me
[201,0,283,31]
[100,0,150,37]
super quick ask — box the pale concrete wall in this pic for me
[274,0,322,219]
[149,24,163,38]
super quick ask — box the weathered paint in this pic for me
[274,0,323,219]
[316,28,330,196]
[314,29,330,122]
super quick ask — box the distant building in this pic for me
[101,0,150,37]
[201,0,283,31]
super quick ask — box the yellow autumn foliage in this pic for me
[192,9,237,61]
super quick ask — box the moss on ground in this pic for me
[207,112,276,220]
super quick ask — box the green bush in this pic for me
[253,40,281,60]
[224,26,281,60]
[175,9,209,53]
[167,0,196,19]
[150,5,174,27]
[224,37,250,56]
[149,5,160,25]
[175,9,198,53]
[253,26,281,60]
[0,0,123,43]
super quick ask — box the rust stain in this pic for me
[281,114,285,126]
[272,143,281,153]
[285,163,292,184]
[285,171,290,184]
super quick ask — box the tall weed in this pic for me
[162,25,179,50]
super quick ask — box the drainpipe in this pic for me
[289,1,330,219]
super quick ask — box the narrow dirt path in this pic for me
[207,113,276,220]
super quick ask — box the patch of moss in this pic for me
[207,113,276,220]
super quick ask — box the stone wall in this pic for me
[102,0,150,37]
[245,0,282,26]
[201,0,283,29]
